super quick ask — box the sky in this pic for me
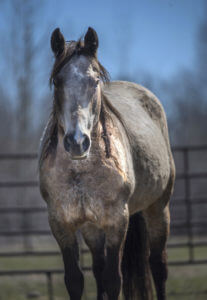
[0,0,206,106]
[40,0,206,81]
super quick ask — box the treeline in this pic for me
[0,1,207,242]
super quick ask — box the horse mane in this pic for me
[39,39,129,166]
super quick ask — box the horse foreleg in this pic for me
[143,203,170,300]
[62,241,84,300]
[103,215,128,300]
[49,219,84,300]
[81,224,106,300]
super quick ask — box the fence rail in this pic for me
[0,145,207,299]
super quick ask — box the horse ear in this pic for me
[84,27,99,56]
[51,28,65,57]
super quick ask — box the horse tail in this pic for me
[122,212,153,300]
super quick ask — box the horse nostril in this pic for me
[64,133,76,151]
[67,133,75,144]
[64,135,71,152]
[82,134,90,152]
[64,133,90,155]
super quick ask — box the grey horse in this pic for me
[38,27,175,300]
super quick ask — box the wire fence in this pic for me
[0,145,207,299]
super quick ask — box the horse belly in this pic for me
[129,140,171,214]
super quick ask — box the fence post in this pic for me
[46,272,54,300]
[22,210,32,250]
[183,148,194,262]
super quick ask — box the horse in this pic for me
[38,27,175,300]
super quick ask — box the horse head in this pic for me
[50,27,108,160]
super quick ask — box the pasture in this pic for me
[0,239,207,299]
[0,146,207,299]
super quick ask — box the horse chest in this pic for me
[40,155,131,227]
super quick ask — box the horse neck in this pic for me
[97,92,111,158]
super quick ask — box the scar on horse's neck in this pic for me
[90,93,112,159]
[100,97,111,159]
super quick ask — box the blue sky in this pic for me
[40,0,205,81]
[0,0,205,105]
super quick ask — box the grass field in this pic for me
[0,240,207,300]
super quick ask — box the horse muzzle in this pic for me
[63,132,91,159]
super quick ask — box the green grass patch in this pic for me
[0,239,207,299]
[0,256,63,271]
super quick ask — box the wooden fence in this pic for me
[0,145,207,299]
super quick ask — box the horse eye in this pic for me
[53,78,57,87]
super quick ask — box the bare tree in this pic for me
[0,0,51,249]
[160,17,207,146]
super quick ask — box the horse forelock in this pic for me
[49,39,110,87]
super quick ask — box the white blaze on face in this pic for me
[62,97,92,136]
[71,65,85,79]
[59,55,100,136]
[75,105,93,138]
